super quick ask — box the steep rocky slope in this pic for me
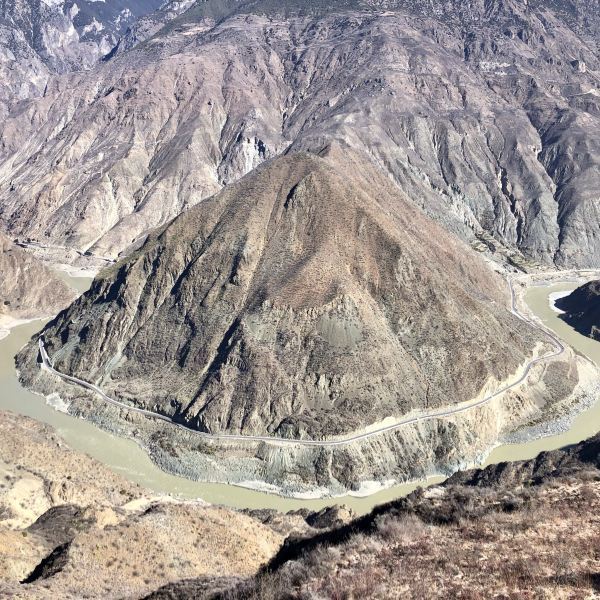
[20,148,540,439]
[108,0,197,55]
[0,0,187,118]
[1,0,599,265]
[556,279,600,340]
[150,433,600,599]
[0,232,76,332]
[0,0,169,71]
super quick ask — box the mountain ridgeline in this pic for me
[0,0,598,267]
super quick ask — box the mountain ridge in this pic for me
[1,0,599,266]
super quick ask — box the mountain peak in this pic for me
[25,149,537,441]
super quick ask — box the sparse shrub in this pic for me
[283,560,310,588]
[375,513,426,544]
[302,545,331,575]
[343,565,384,599]
[577,483,598,504]
[246,570,297,600]
[326,546,342,562]
[500,495,524,513]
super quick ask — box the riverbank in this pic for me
[3,270,600,511]
[483,277,600,465]
[0,315,50,341]
[0,317,447,514]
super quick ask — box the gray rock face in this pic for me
[0,0,599,265]
[448,430,600,488]
[0,0,174,118]
[108,0,197,56]
[20,149,540,439]
[1,0,166,69]
[556,279,600,340]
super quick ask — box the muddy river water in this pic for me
[0,276,598,515]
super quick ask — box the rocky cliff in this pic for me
[556,279,600,340]
[1,0,599,265]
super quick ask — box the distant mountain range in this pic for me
[0,0,191,116]
[0,0,599,266]
[1,3,599,597]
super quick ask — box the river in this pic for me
[483,281,600,465]
[0,276,598,515]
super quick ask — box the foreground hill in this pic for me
[2,408,599,599]
[1,0,599,265]
[150,432,600,599]
[0,411,317,599]
[556,280,600,341]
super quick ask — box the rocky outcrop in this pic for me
[556,280,600,340]
[1,0,599,265]
[0,232,76,327]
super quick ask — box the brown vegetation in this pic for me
[221,480,600,599]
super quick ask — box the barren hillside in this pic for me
[1,0,599,266]
[0,232,76,328]
[19,147,539,439]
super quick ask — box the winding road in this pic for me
[37,270,599,447]
[16,239,116,264]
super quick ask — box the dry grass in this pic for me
[230,479,600,599]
